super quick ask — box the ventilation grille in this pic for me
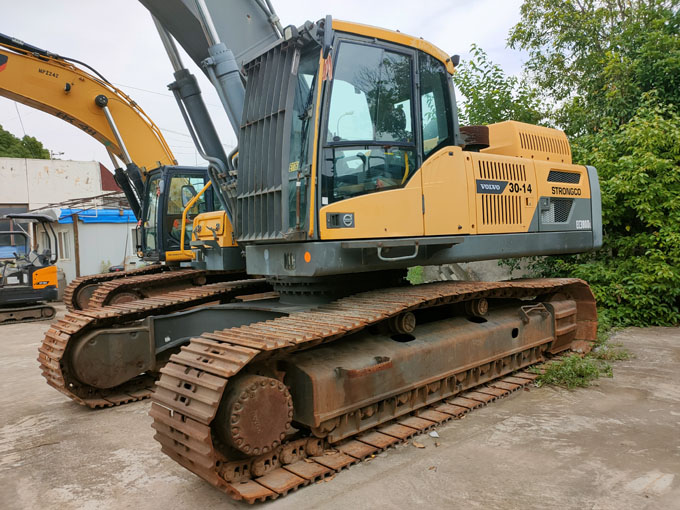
[519,131,570,156]
[479,160,527,181]
[541,198,573,223]
[481,195,523,225]
[548,170,580,184]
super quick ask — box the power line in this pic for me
[111,82,223,108]
[161,127,192,137]
[14,103,26,136]
[111,82,174,98]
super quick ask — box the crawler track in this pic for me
[63,264,165,311]
[0,303,56,325]
[149,278,596,503]
[38,278,270,407]
[64,265,247,312]
[87,269,245,308]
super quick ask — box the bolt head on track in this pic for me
[218,375,293,456]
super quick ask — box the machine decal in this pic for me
[551,186,582,196]
[476,179,508,194]
[0,54,7,72]
[508,182,532,193]
[37,68,59,78]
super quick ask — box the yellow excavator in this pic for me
[38,1,602,502]
[0,211,59,323]
[0,32,246,309]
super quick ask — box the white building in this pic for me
[1,157,139,285]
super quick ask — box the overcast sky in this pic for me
[0,0,526,168]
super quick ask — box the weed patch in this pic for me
[532,309,630,389]
[407,266,424,285]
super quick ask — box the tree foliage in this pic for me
[497,0,680,326]
[508,0,680,136]
[0,124,50,159]
[453,44,543,126]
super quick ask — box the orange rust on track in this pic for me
[39,279,269,408]
[148,278,597,503]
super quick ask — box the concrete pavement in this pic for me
[1,306,678,509]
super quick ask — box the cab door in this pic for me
[418,53,471,236]
[318,40,424,240]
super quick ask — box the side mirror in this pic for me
[181,184,198,208]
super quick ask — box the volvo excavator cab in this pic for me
[0,211,58,323]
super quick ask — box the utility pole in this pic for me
[71,213,81,278]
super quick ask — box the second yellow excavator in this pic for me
[0,32,248,310]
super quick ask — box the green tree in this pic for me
[529,94,680,325]
[508,0,680,135]
[0,124,50,159]
[453,44,544,126]
[499,1,680,326]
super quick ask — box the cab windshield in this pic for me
[322,42,416,203]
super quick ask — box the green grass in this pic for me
[532,354,613,389]
[407,266,424,285]
[531,309,631,389]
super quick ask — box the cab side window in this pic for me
[166,175,207,248]
[419,53,453,158]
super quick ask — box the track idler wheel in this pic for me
[216,375,293,456]
[75,283,98,309]
[107,290,144,305]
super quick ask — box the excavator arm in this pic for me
[0,33,176,208]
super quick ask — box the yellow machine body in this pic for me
[319,121,591,240]
[31,265,58,289]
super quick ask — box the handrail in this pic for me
[178,181,212,259]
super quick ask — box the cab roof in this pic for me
[332,20,455,75]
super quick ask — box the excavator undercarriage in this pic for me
[146,278,596,503]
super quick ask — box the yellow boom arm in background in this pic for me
[0,40,175,173]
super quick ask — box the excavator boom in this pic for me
[0,35,175,173]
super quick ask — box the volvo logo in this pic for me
[342,214,354,227]
[476,179,508,194]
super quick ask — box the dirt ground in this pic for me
[1,304,678,510]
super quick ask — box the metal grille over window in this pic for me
[237,42,299,241]
[541,198,574,223]
[547,170,580,184]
